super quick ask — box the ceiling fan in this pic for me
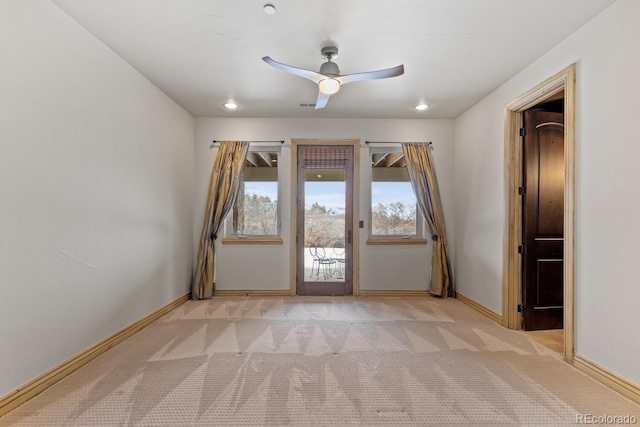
[262,45,404,109]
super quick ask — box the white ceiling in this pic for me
[51,0,616,119]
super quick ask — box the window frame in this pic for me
[367,145,425,244]
[223,143,282,243]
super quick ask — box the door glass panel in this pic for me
[304,169,345,282]
[296,144,353,296]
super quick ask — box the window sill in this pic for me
[366,238,427,245]
[222,237,283,245]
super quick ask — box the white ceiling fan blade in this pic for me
[262,57,325,84]
[315,91,331,109]
[336,64,404,85]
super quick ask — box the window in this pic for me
[228,146,280,237]
[370,147,420,237]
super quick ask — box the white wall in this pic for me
[454,0,640,384]
[195,118,454,291]
[0,0,195,396]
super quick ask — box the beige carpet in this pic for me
[2,296,639,426]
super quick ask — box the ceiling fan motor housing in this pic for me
[319,61,340,76]
[320,46,340,75]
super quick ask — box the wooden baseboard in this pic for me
[358,290,430,297]
[456,292,503,324]
[0,294,190,418]
[212,289,290,297]
[573,354,640,404]
[212,290,429,298]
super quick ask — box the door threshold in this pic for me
[524,329,564,354]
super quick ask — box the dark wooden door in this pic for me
[522,110,564,330]
[296,145,353,296]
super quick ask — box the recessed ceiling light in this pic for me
[415,104,429,111]
[263,4,276,15]
[224,102,238,109]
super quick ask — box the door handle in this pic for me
[347,230,352,244]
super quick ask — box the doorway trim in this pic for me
[502,64,575,362]
[289,139,360,296]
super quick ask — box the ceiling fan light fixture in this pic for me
[415,103,429,110]
[319,78,340,95]
[224,102,238,109]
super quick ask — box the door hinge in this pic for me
[518,245,525,254]
[518,186,526,195]
[517,304,524,313]
[519,127,527,137]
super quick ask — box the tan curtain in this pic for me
[402,142,454,297]
[192,141,249,300]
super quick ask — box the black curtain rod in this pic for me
[365,140,432,145]
[211,140,285,144]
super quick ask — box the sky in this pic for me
[371,182,416,208]
[245,182,277,201]
[305,182,345,211]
